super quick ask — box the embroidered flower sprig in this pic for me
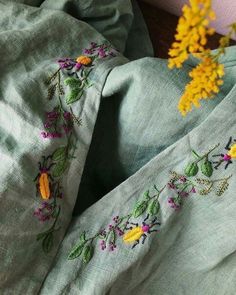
[68,141,232,263]
[184,143,219,177]
[49,42,117,105]
[34,41,117,253]
[167,172,196,210]
[68,186,163,261]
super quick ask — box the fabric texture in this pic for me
[1,0,236,295]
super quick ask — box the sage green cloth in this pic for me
[0,0,236,295]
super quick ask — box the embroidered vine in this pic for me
[68,141,232,264]
[34,41,117,253]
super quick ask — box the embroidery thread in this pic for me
[212,137,236,169]
[68,142,232,263]
[34,41,117,253]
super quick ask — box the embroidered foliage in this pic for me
[68,141,232,264]
[34,41,117,253]
[184,144,219,177]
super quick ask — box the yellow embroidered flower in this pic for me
[228,144,236,158]
[76,55,92,65]
[168,0,215,69]
[178,54,224,115]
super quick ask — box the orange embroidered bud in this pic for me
[76,55,92,65]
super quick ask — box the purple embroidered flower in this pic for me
[90,42,97,48]
[167,197,181,211]
[46,110,59,120]
[100,240,106,251]
[33,202,54,222]
[112,216,119,223]
[179,176,187,182]
[57,58,75,69]
[41,131,62,139]
[167,182,176,189]
[98,48,107,58]
[63,124,73,134]
[75,62,83,70]
[191,187,196,193]
[83,48,93,55]
[108,242,116,252]
[179,191,189,198]
[63,111,71,120]
[167,173,196,210]
[116,227,124,236]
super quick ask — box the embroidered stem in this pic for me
[193,143,220,163]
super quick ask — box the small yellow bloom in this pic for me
[76,55,92,65]
[168,0,215,69]
[228,144,236,158]
[178,55,224,116]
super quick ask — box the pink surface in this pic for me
[144,0,236,39]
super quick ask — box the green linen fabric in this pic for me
[1,0,236,295]
[42,47,236,295]
[0,0,131,293]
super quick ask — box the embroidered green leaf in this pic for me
[148,200,160,216]
[66,88,82,104]
[199,187,212,195]
[80,231,86,243]
[216,179,229,196]
[52,160,68,178]
[36,232,48,241]
[68,243,85,260]
[47,84,57,100]
[195,178,211,185]
[144,190,150,200]
[184,162,199,177]
[64,77,79,87]
[42,233,53,253]
[36,228,54,241]
[82,245,94,264]
[201,160,213,177]
[52,147,67,162]
[133,200,148,218]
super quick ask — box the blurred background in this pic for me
[138,0,236,58]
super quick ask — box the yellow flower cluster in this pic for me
[168,0,215,69]
[178,55,224,115]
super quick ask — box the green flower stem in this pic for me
[193,143,220,163]
[51,205,61,231]
[152,185,166,200]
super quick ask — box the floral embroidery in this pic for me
[68,186,163,261]
[167,172,196,210]
[184,143,219,177]
[34,41,117,253]
[212,137,236,169]
[68,142,232,263]
[55,42,117,104]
